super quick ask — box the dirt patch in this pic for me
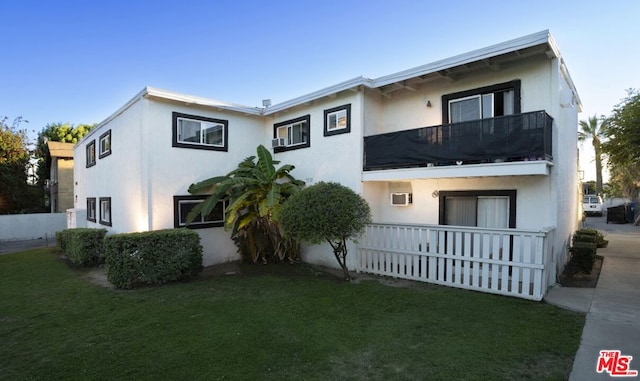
[558,256,602,288]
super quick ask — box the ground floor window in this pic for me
[173,195,227,229]
[99,197,112,226]
[438,190,516,228]
[87,198,96,222]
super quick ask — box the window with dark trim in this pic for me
[99,197,112,226]
[273,115,310,153]
[87,197,96,222]
[324,104,351,136]
[438,190,516,228]
[172,112,228,151]
[99,130,112,159]
[86,140,96,167]
[442,80,521,124]
[173,195,227,229]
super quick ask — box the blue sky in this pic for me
[1,0,638,181]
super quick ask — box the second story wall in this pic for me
[267,90,364,191]
[363,55,555,137]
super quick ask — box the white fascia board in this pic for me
[144,87,263,115]
[75,87,149,148]
[264,76,372,115]
[75,87,264,148]
[372,30,553,88]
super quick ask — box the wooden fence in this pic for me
[357,223,555,301]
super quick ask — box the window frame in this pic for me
[99,197,112,226]
[173,195,227,229]
[324,104,351,136]
[441,80,521,124]
[172,112,229,151]
[99,129,112,159]
[438,190,516,228]
[86,140,96,168]
[86,197,96,222]
[273,115,311,153]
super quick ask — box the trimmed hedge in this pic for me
[569,241,597,274]
[105,229,203,289]
[56,228,107,267]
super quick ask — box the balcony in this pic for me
[363,111,553,178]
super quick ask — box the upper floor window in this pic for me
[99,130,111,159]
[99,197,112,226]
[324,104,351,137]
[86,140,96,168]
[273,115,310,153]
[172,112,228,151]
[173,195,227,229]
[442,80,521,124]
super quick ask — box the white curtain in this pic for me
[477,196,509,228]
[445,197,477,226]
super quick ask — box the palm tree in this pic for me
[578,115,606,195]
[186,145,305,263]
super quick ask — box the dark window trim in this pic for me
[86,140,96,168]
[98,129,112,159]
[173,195,226,229]
[438,190,517,228]
[99,197,112,226]
[441,80,521,124]
[86,197,96,222]
[172,112,229,151]
[323,104,351,137]
[273,114,311,153]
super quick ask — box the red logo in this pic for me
[597,350,638,377]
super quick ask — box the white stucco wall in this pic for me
[74,97,146,234]
[0,213,67,241]
[265,91,366,269]
[142,98,266,265]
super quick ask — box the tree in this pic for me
[578,115,606,195]
[279,182,372,280]
[0,116,33,213]
[602,89,640,201]
[35,122,95,187]
[187,145,305,263]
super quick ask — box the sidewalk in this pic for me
[0,237,56,255]
[545,216,640,380]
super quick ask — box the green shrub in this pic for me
[596,231,609,248]
[55,230,68,253]
[56,228,107,267]
[569,241,597,274]
[576,228,598,236]
[573,233,596,245]
[104,229,203,289]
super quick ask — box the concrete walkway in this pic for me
[545,216,640,380]
[0,237,56,255]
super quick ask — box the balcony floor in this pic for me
[361,159,552,182]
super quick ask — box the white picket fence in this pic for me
[357,223,555,301]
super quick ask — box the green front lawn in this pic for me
[0,248,584,380]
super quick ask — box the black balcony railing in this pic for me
[363,111,553,171]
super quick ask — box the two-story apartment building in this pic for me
[72,30,581,300]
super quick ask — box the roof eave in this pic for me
[373,30,553,88]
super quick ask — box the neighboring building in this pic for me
[47,141,75,213]
[72,30,582,300]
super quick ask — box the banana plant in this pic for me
[186,145,305,263]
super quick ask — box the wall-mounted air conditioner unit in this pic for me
[390,192,412,206]
[272,138,286,148]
